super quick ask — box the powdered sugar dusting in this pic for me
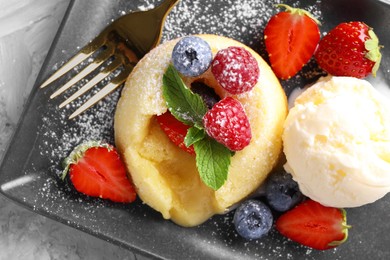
[162,0,284,50]
[35,0,325,258]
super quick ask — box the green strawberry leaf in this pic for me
[276,4,321,25]
[365,29,382,77]
[62,140,111,180]
[162,64,208,128]
[327,208,351,247]
[185,126,206,147]
[365,30,379,51]
[194,137,232,190]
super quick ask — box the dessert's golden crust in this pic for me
[114,34,288,227]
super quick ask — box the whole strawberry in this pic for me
[203,97,251,151]
[276,199,350,250]
[264,4,321,80]
[315,21,382,78]
[62,141,136,203]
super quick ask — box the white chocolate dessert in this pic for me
[114,34,287,227]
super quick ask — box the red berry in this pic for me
[203,97,251,151]
[276,199,350,250]
[211,46,259,94]
[264,4,320,80]
[62,141,136,203]
[314,21,382,78]
[156,111,195,154]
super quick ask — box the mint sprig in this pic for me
[193,137,232,190]
[162,64,208,128]
[184,127,206,147]
[162,64,232,190]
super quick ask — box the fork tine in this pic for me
[40,36,105,89]
[59,58,122,108]
[68,66,132,119]
[50,44,115,99]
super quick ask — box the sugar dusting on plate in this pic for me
[37,0,326,258]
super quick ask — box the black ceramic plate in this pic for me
[1,0,390,259]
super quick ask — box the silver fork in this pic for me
[40,0,179,119]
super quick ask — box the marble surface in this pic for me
[0,1,144,259]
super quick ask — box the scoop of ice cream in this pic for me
[283,76,390,208]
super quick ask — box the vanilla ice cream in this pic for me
[283,76,390,208]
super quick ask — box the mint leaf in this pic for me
[194,137,232,190]
[162,64,233,190]
[185,127,206,147]
[163,64,208,128]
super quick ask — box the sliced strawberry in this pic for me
[264,4,320,79]
[62,141,136,203]
[314,21,382,78]
[156,111,195,155]
[276,199,350,250]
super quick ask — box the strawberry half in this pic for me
[314,21,382,78]
[156,111,195,154]
[276,199,350,250]
[264,4,320,79]
[62,141,136,203]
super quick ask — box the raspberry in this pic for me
[211,47,259,94]
[203,97,251,151]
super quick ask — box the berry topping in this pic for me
[203,97,251,151]
[62,141,136,203]
[172,36,213,77]
[191,81,221,109]
[234,200,273,240]
[276,200,350,250]
[156,111,195,154]
[211,46,259,94]
[314,21,382,78]
[265,170,304,212]
[162,64,234,190]
[264,4,321,80]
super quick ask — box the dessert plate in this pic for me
[1,0,389,259]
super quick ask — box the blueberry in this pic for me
[265,171,304,212]
[172,36,212,77]
[233,200,273,240]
